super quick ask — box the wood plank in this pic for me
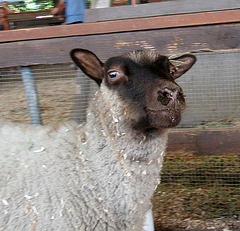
[0,23,240,68]
[12,18,64,29]
[85,0,240,22]
[8,10,52,21]
[167,128,240,156]
[1,9,240,43]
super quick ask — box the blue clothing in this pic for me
[62,0,85,24]
[0,24,4,30]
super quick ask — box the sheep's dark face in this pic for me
[70,49,196,131]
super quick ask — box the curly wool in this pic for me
[0,85,168,231]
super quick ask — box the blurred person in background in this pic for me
[0,5,9,30]
[51,0,85,24]
[0,2,12,14]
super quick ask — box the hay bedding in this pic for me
[153,155,240,230]
[0,78,75,125]
[0,74,239,231]
[153,188,240,231]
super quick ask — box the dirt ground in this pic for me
[1,73,239,231]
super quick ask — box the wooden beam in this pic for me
[0,23,239,68]
[1,9,240,43]
[167,128,240,156]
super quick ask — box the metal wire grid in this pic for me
[0,63,98,125]
[161,155,240,188]
[178,50,240,128]
[157,155,240,221]
[0,50,240,128]
[160,51,240,221]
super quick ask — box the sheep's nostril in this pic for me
[157,90,172,106]
[157,88,185,106]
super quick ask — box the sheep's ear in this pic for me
[70,49,104,86]
[169,54,196,79]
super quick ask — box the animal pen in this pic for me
[0,0,240,230]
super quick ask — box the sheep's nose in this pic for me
[157,88,183,106]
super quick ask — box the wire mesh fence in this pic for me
[177,50,240,128]
[0,50,239,229]
[0,63,98,125]
[1,50,240,127]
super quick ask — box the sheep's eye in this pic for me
[170,71,175,76]
[107,69,127,83]
[108,71,119,79]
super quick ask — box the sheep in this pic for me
[0,49,196,231]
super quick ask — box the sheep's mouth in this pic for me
[147,108,181,113]
[133,107,183,131]
[146,107,182,128]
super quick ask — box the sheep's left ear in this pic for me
[169,54,196,79]
[70,49,104,86]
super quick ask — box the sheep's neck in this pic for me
[86,88,169,162]
[83,88,168,186]
[74,89,170,229]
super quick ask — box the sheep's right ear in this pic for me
[70,49,104,86]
